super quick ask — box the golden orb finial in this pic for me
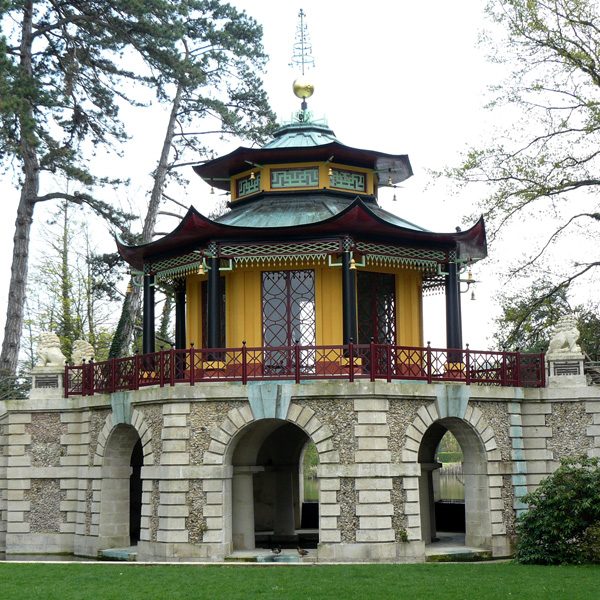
[293,76,314,100]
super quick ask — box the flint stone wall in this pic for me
[1,380,599,562]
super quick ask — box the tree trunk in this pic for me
[0,2,39,376]
[59,202,74,360]
[1,193,37,375]
[112,79,184,357]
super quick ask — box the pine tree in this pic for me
[0,1,243,375]
[108,1,276,357]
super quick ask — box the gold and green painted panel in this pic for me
[271,167,319,189]
[330,168,366,192]
[237,172,262,198]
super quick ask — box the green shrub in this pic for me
[516,456,600,564]
[437,451,463,464]
[580,522,600,564]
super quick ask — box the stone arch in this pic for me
[94,409,152,550]
[402,402,501,465]
[93,408,154,466]
[203,402,339,467]
[403,401,501,550]
[204,402,338,553]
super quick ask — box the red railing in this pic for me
[64,342,546,397]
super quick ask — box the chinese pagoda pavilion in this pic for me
[6,25,594,567]
[117,88,487,365]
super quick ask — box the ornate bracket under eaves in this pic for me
[146,238,452,282]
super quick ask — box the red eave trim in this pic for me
[116,200,487,269]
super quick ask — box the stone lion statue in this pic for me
[72,339,95,365]
[36,332,67,367]
[548,314,582,355]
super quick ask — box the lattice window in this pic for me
[357,272,396,345]
[262,271,316,374]
[201,278,226,348]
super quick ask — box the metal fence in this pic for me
[0,375,32,400]
[64,342,545,397]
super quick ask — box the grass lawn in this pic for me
[1,562,599,600]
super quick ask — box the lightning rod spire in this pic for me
[291,9,315,113]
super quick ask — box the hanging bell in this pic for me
[349,258,357,270]
[471,289,476,301]
[198,262,205,276]
[210,187,214,195]
[250,171,255,180]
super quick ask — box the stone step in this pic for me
[225,550,315,563]
[98,547,138,562]
[425,548,492,563]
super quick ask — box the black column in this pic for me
[174,282,186,350]
[142,274,155,354]
[342,251,358,345]
[207,249,221,350]
[445,261,463,352]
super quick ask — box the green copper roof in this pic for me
[216,193,429,232]
[263,116,338,149]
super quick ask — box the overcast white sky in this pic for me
[0,0,512,350]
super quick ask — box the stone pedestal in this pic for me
[546,352,587,387]
[29,366,65,400]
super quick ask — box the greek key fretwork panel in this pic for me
[237,173,261,198]
[330,169,366,192]
[271,167,319,189]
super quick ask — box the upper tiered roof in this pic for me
[117,88,487,274]
[192,111,413,193]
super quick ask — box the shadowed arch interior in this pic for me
[98,424,143,549]
[229,419,316,551]
[418,417,492,549]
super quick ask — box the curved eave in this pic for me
[192,141,413,191]
[115,209,224,270]
[116,200,487,270]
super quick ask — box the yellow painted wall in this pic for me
[315,265,343,345]
[321,163,375,196]
[231,167,267,201]
[396,269,424,347]
[226,268,262,347]
[186,260,424,349]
